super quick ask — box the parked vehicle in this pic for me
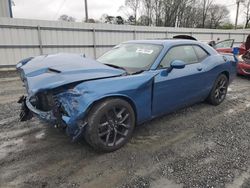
[17,39,237,152]
[214,39,245,55]
[214,39,250,76]
[172,35,249,76]
[237,52,250,76]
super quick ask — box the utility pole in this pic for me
[84,0,88,22]
[235,0,240,29]
[235,0,244,29]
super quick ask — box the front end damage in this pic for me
[16,53,127,141]
[18,89,89,141]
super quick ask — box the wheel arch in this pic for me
[85,95,138,124]
[220,71,229,80]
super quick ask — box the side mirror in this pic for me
[170,60,186,69]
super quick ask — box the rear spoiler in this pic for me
[219,53,238,63]
[219,47,240,63]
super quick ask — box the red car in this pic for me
[237,54,250,76]
[214,39,250,76]
[173,35,250,76]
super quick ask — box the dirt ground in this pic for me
[0,73,250,188]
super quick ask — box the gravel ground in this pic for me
[0,74,250,188]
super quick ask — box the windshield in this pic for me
[97,43,163,73]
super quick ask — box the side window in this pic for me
[193,45,209,61]
[214,39,234,49]
[160,45,198,68]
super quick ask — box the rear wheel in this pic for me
[84,98,135,152]
[207,74,229,106]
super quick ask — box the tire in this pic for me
[84,98,135,152]
[207,74,229,106]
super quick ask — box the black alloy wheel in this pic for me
[207,74,229,105]
[84,98,135,152]
[214,76,228,103]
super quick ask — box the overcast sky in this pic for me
[12,0,245,24]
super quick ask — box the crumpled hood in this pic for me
[17,53,125,95]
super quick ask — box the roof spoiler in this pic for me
[173,35,197,41]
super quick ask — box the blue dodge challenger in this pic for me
[17,39,237,152]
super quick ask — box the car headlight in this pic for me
[16,62,23,69]
[237,55,244,62]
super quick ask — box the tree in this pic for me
[58,14,76,22]
[100,14,116,24]
[87,18,96,23]
[177,0,201,28]
[125,0,141,25]
[143,0,152,25]
[115,0,231,28]
[100,14,125,24]
[116,16,125,24]
[138,15,151,25]
[127,15,136,24]
[244,0,250,28]
[100,14,108,23]
[207,4,229,29]
[218,22,234,30]
[201,0,214,28]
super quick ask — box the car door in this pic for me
[152,45,210,117]
[214,39,234,54]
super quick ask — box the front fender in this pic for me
[56,72,157,135]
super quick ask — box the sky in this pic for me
[11,0,246,24]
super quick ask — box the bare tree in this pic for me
[244,0,250,28]
[152,0,164,26]
[207,4,229,29]
[201,0,214,28]
[178,0,200,28]
[116,0,230,28]
[143,0,152,25]
[138,15,151,25]
[125,0,141,25]
[118,6,130,20]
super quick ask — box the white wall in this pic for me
[0,17,249,66]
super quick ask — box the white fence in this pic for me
[0,17,249,67]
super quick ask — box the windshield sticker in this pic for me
[136,49,154,54]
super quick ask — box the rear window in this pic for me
[193,45,209,61]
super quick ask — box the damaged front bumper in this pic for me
[18,94,87,141]
[237,61,250,76]
[18,95,58,123]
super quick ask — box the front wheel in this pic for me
[207,74,229,106]
[84,98,135,152]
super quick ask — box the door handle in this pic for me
[197,67,203,71]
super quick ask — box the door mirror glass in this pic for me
[170,60,186,69]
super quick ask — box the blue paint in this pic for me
[17,40,237,140]
[233,47,239,55]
